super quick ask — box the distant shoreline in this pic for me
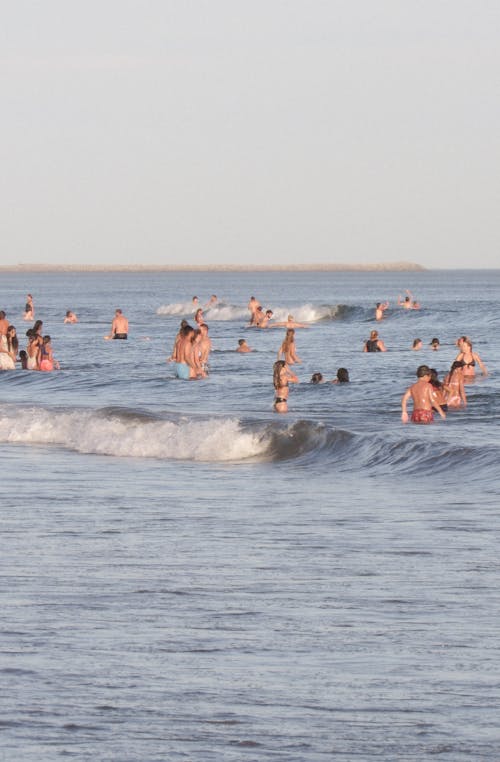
[0,261,425,273]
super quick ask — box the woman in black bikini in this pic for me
[273,360,298,413]
[455,339,488,381]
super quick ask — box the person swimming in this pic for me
[333,368,349,383]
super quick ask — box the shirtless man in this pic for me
[247,296,261,325]
[236,339,252,352]
[401,365,446,424]
[271,314,310,329]
[257,309,274,328]
[107,308,129,339]
[375,302,389,321]
[398,290,414,309]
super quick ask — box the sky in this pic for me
[1,0,499,269]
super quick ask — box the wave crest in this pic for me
[0,407,268,462]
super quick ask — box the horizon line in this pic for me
[0,261,425,273]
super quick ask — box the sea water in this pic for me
[0,269,499,761]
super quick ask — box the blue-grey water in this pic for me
[1,269,499,761]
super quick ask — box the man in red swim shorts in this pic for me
[401,365,446,424]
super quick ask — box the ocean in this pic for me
[1,268,499,761]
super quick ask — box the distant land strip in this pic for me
[1,261,425,272]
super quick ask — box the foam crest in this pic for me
[0,407,269,462]
[269,304,352,323]
[203,304,248,321]
[156,302,248,321]
[156,302,196,316]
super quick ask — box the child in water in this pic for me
[38,336,60,371]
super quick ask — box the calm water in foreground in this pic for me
[1,269,499,761]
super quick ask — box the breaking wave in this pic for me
[156,302,361,323]
[0,404,498,476]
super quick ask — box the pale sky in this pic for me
[2,1,499,268]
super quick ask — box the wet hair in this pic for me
[265,310,273,317]
[43,335,51,344]
[280,329,295,353]
[180,319,188,329]
[273,360,286,390]
[336,368,349,383]
[310,372,323,384]
[429,368,442,389]
[238,339,246,346]
[370,330,379,340]
[376,302,381,308]
[180,325,194,338]
[430,337,440,347]
[33,320,43,333]
[416,365,431,378]
[0,311,5,320]
[6,325,18,354]
[448,360,465,381]
[412,338,422,348]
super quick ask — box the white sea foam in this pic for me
[0,407,269,462]
[156,302,196,316]
[156,302,248,321]
[156,302,341,323]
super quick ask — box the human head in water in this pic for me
[336,368,349,383]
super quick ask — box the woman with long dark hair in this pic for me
[273,360,298,413]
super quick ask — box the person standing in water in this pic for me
[443,361,467,408]
[401,365,446,424]
[24,294,34,321]
[273,360,298,413]
[106,309,129,340]
[277,328,302,364]
[364,330,387,352]
[38,335,60,371]
[455,338,488,380]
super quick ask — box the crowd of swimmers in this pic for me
[0,312,59,372]
[0,291,490,423]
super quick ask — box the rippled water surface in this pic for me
[1,269,499,760]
